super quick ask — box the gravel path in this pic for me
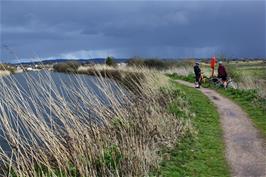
[176,80,266,177]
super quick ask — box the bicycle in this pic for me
[208,77,238,89]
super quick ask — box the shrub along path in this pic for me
[176,80,266,177]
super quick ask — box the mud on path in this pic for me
[176,80,266,177]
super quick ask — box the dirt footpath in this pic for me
[176,80,266,177]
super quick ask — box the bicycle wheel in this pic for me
[227,80,238,89]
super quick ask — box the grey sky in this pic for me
[0,0,265,63]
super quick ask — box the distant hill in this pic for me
[12,58,129,66]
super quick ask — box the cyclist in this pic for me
[194,61,201,88]
[217,61,227,88]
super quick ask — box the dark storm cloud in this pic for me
[0,1,265,62]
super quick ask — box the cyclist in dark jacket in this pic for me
[194,62,201,88]
[218,61,227,80]
[218,61,227,88]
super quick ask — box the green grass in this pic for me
[159,81,230,177]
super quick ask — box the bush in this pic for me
[106,56,117,67]
[0,64,8,70]
[127,58,145,67]
[127,58,178,69]
[0,64,16,73]
[144,59,168,69]
[53,61,81,73]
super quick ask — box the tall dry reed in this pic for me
[0,68,192,176]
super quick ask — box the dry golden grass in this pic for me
[237,75,266,98]
[0,70,10,77]
[0,68,192,176]
[163,66,193,76]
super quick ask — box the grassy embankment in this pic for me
[169,60,266,136]
[159,81,230,177]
